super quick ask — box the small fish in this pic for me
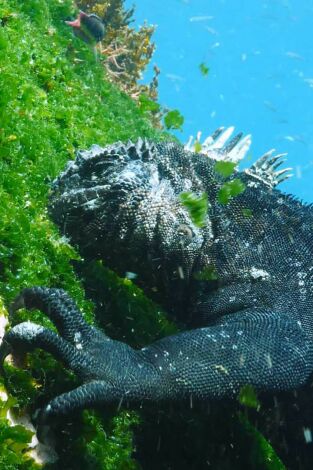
[304,78,313,88]
[295,166,302,179]
[166,73,185,82]
[65,11,105,45]
[264,100,277,113]
[190,15,214,22]
[206,27,217,35]
[285,51,304,61]
[284,135,306,144]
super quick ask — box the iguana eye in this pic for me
[177,224,194,239]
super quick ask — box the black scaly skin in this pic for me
[2,138,313,433]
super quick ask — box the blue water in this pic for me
[127,0,313,202]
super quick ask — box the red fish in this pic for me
[66,11,105,45]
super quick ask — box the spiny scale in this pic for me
[185,126,252,163]
[246,150,292,188]
[185,126,291,187]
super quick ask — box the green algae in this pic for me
[238,385,261,411]
[180,191,209,228]
[218,178,246,205]
[0,0,164,467]
[238,413,286,470]
[79,260,177,348]
[163,109,184,131]
[0,386,40,470]
[214,160,237,178]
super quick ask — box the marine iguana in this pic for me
[1,128,313,430]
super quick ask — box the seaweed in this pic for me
[0,0,164,467]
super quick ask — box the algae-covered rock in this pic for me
[0,0,164,467]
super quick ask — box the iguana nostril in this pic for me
[177,224,194,239]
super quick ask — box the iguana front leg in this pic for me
[1,288,313,427]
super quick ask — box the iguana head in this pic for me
[49,139,216,306]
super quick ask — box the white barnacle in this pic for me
[250,267,270,280]
[74,332,82,343]
[212,364,229,375]
[74,331,83,350]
